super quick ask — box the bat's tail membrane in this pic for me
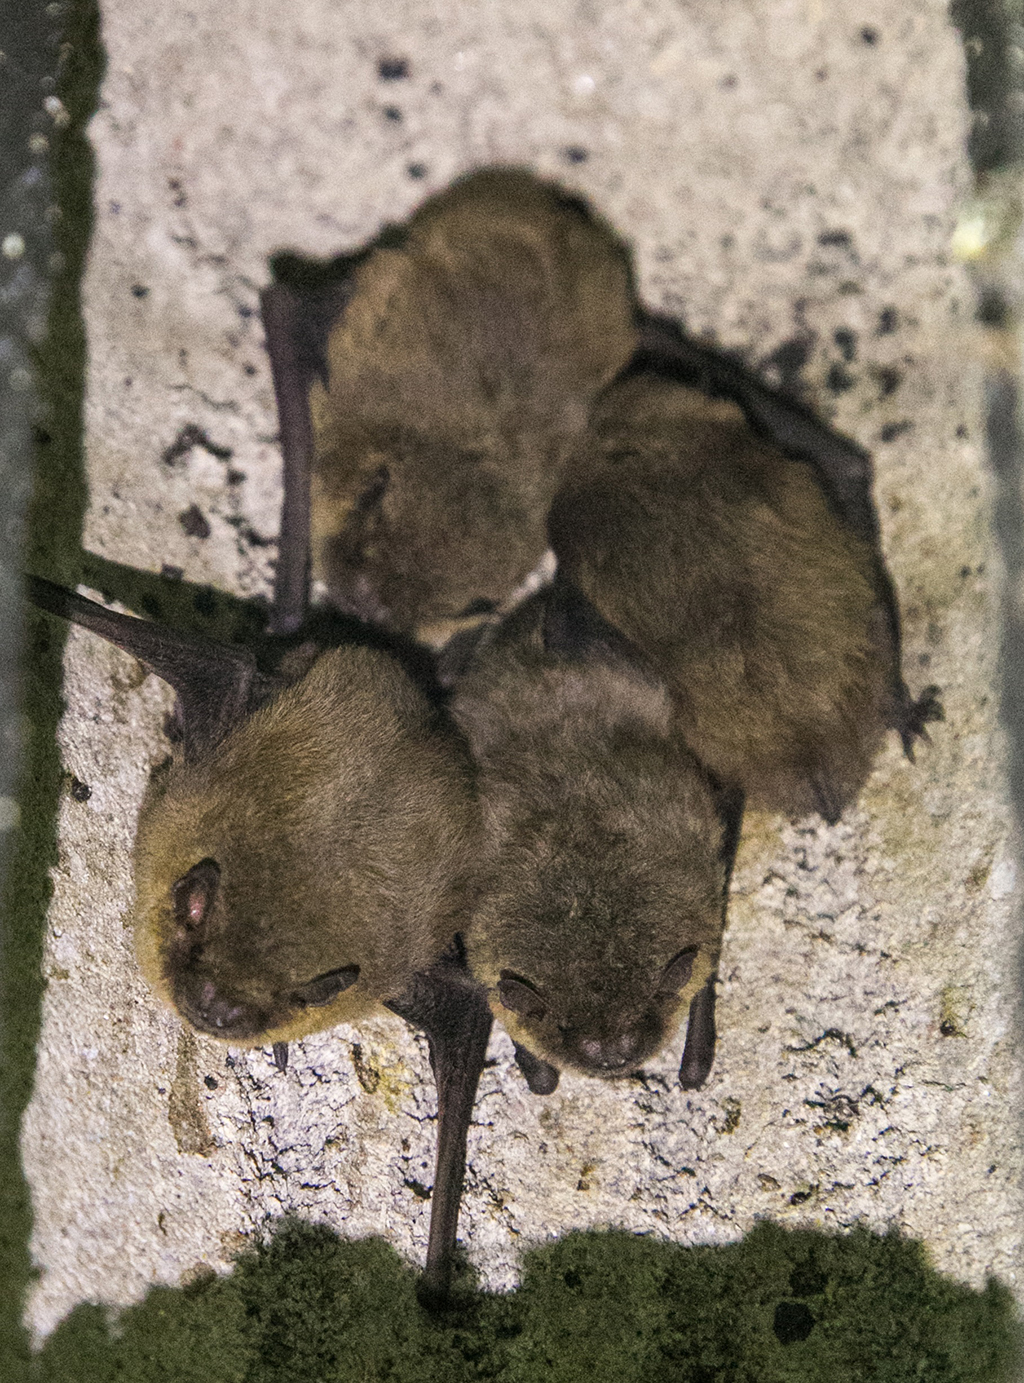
[26,574,259,761]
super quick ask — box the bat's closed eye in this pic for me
[497,972,547,1020]
[172,859,221,934]
[656,947,698,996]
[292,965,361,1008]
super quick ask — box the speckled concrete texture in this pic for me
[21,0,1024,1340]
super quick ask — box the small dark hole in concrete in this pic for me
[860,26,879,45]
[818,229,851,247]
[977,287,1007,326]
[826,362,855,394]
[70,777,91,803]
[407,162,427,179]
[880,421,913,443]
[204,1075,218,1089]
[378,57,409,80]
[243,363,257,376]
[877,306,899,334]
[131,284,149,298]
[764,337,811,386]
[563,146,589,164]
[833,327,857,361]
[179,504,212,539]
[384,105,402,122]
[774,1300,815,1343]
[877,366,902,397]
[940,1019,959,1036]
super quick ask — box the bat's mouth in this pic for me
[563,1010,664,1078]
[171,964,362,1042]
[172,973,277,1040]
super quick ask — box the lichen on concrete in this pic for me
[20,0,1024,1341]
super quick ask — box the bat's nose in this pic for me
[577,1028,643,1071]
[175,972,258,1037]
[198,981,246,1029]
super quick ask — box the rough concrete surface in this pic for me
[21,0,1024,1340]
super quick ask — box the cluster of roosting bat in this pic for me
[29,169,941,1307]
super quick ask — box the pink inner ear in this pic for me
[173,859,221,934]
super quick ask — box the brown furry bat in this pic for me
[548,369,941,822]
[452,586,734,1094]
[28,574,492,1305]
[28,577,478,1044]
[262,167,637,644]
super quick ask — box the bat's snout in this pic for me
[173,970,273,1041]
[573,1020,654,1074]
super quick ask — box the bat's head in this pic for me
[466,750,725,1080]
[456,579,729,1080]
[29,579,477,1043]
[311,433,555,642]
[492,945,715,1079]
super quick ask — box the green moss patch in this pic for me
[28,1220,1022,1383]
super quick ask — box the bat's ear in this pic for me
[27,575,259,762]
[540,576,638,665]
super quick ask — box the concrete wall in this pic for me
[20,0,1023,1338]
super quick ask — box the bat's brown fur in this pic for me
[550,372,901,820]
[452,594,725,1078]
[308,168,637,640]
[133,642,479,1043]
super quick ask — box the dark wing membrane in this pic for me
[385,943,493,1309]
[26,575,260,762]
[260,272,354,636]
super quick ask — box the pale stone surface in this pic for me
[22,0,1024,1340]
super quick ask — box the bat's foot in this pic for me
[896,683,944,760]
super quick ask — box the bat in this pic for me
[447,306,937,1095]
[27,571,489,1306]
[26,574,478,1045]
[548,359,942,822]
[452,584,737,1095]
[261,166,638,645]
